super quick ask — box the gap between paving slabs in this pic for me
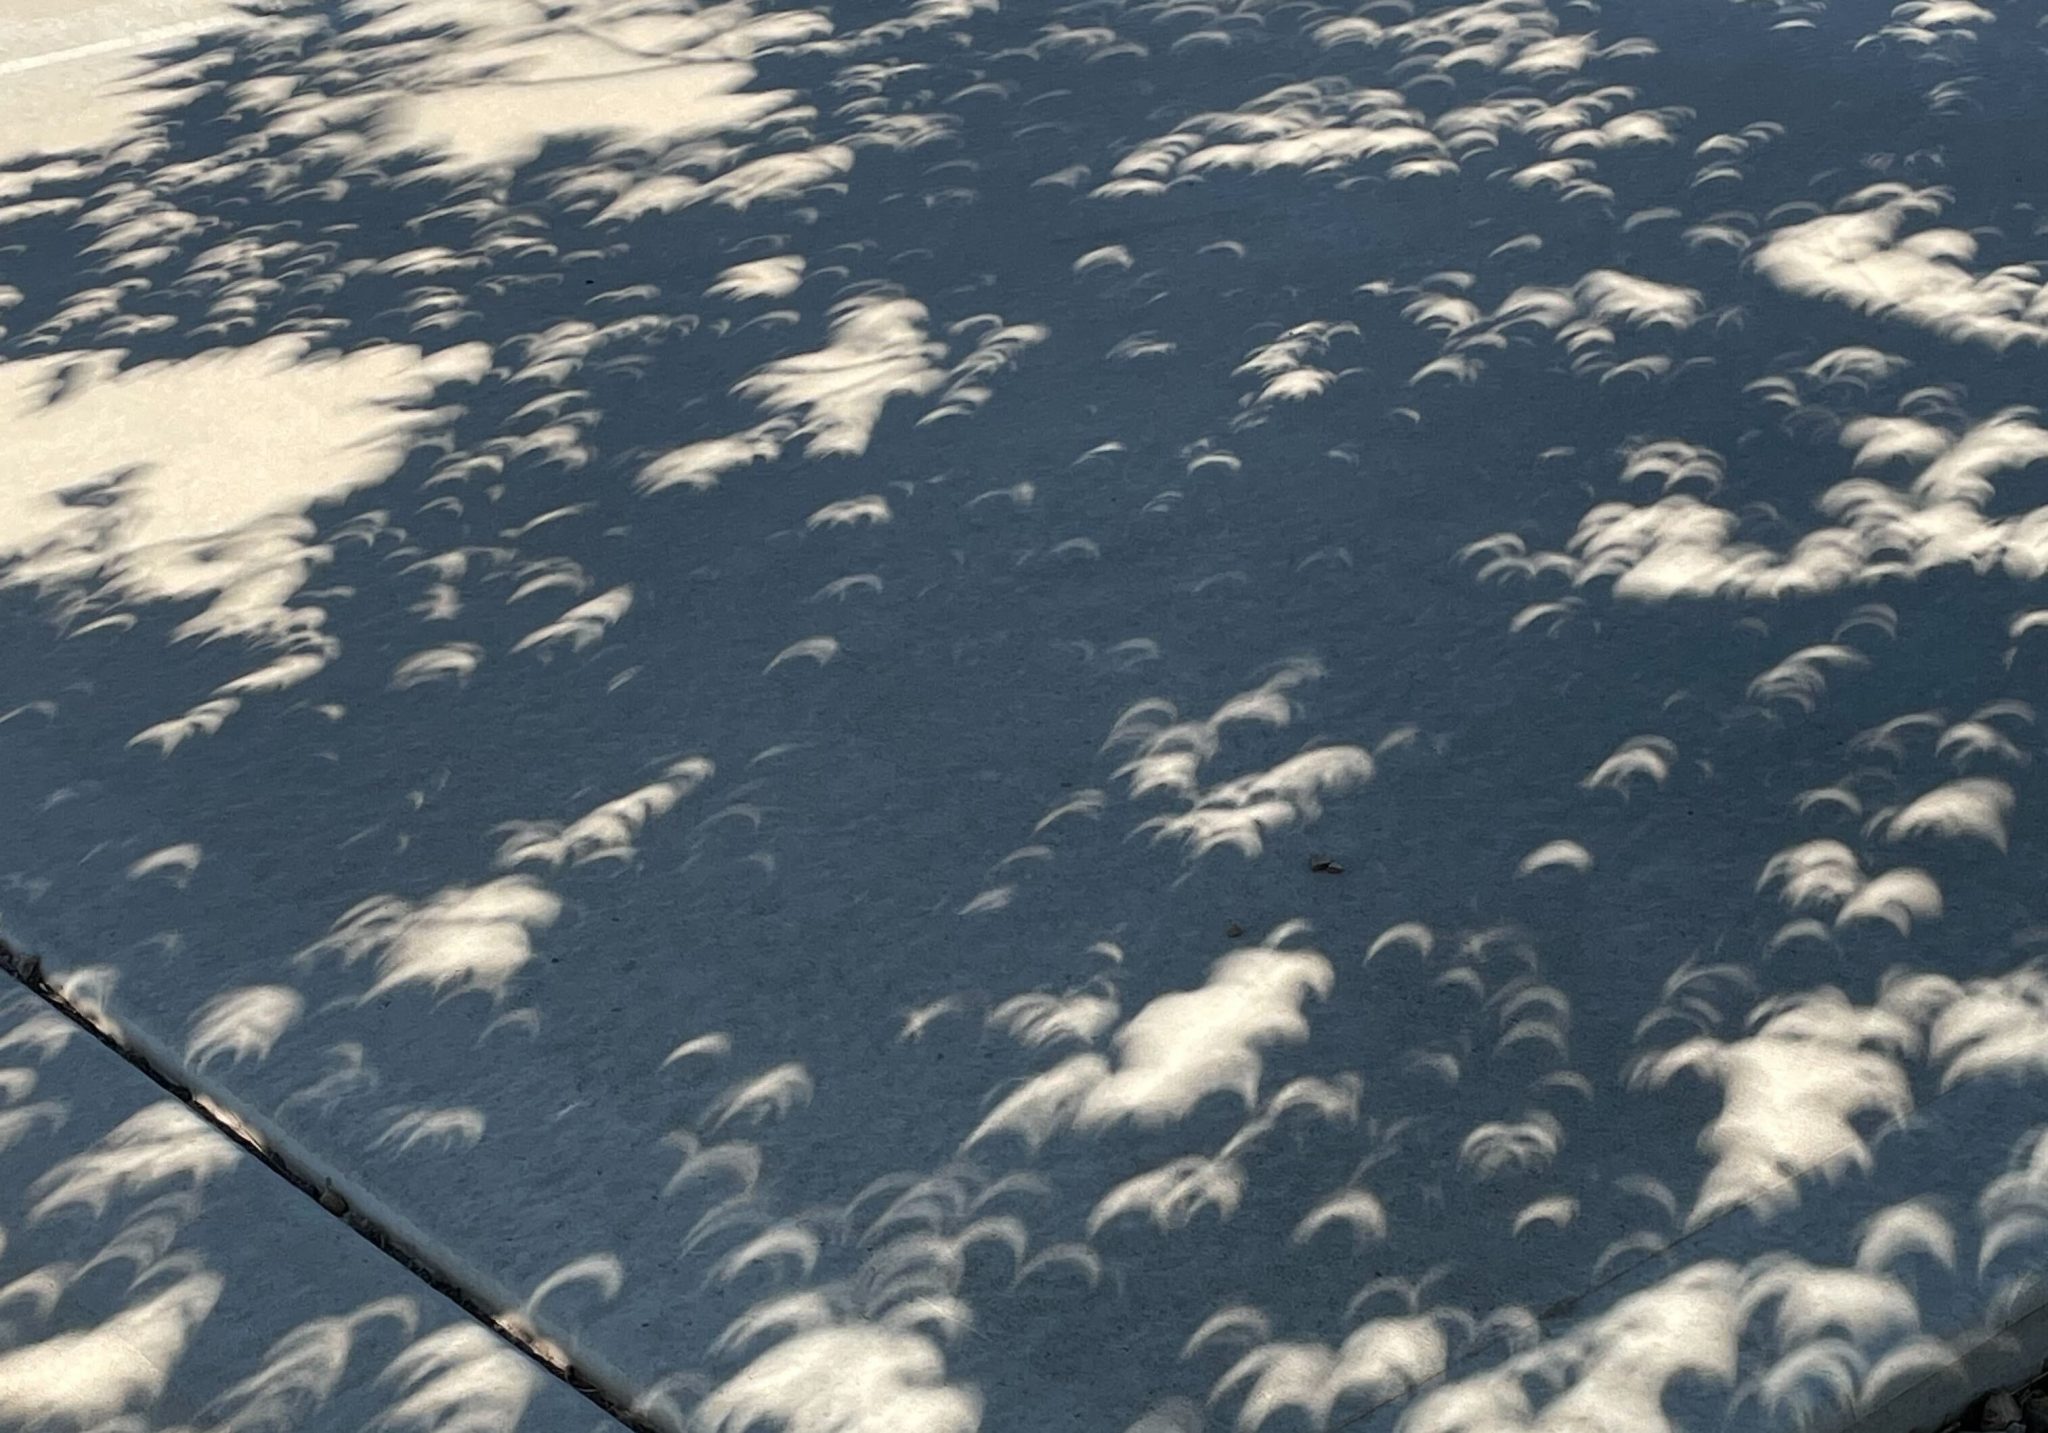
[0,936,658,1433]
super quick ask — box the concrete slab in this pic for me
[0,0,251,167]
[4,1,2048,1431]
[0,983,618,1432]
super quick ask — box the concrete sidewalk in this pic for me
[7,1,2048,1432]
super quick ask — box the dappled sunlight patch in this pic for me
[1089,1154,1244,1235]
[1469,407,2048,607]
[0,338,488,745]
[692,1168,1046,1433]
[637,294,1044,493]
[1580,734,1677,799]
[1747,644,1871,716]
[697,1319,980,1433]
[1759,839,1943,938]
[1229,321,1360,431]
[301,876,562,1005]
[0,1266,224,1428]
[705,1063,815,1133]
[968,922,1333,1150]
[1107,660,1380,860]
[1096,0,1666,204]
[1212,1311,1465,1432]
[711,255,807,301]
[312,0,829,181]
[1881,777,2014,852]
[1631,987,1922,1228]
[987,984,1119,1050]
[1458,1111,1566,1180]
[196,1296,423,1433]
[1514,839,1592,879]
[1920,965,2048,1091]
[1755,186,2048,350]
[1977,1125,2048,1277]
[126,840,203,884]
[1138,745,1377,861]
[28,1101,240,1221]
[1401,1262,1743,1433]
[370,1322,540,1433]
[390,641,484,691]
[510,583,633,659]
[726,294,946,454]
[185,984,305,1071]
[493,756,714,870]
[369,1105,486,1156]
[1386,1232,1973,1433]
[1398,267,1706,391]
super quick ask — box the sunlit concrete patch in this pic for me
[0,0,250,167]
[1755,187,2048,350]
[636,295,1045,492]
[1323,1079,2048,1433]
[1465,405,2048,607]
[0,989,611,1432]
[1093,0,1666,202]
[0,339,485,632]
[0,338,488,742]
[337,0,831,179]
